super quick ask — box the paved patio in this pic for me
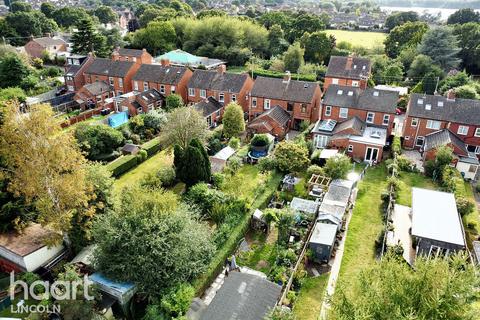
[403,150,424,173]
[389,204,415,265]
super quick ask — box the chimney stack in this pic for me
[217,64,226,73]
[346,56,353,70]
[160,58,170,66]
[446,89,456,101]
[283,70,291,83]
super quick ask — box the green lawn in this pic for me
[237,229,278,274]
[338,164,388,285]
[396,171,438,207]
[222,165,270,204]
[293,274,329,320]
[326,29,386,49]
[112,150,173,196]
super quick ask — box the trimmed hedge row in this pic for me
[141,138,161,157]
[252,69,317,82]
[106,155,138,177]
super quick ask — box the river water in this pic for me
[380,6,480,21]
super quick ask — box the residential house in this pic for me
[24,35,68,59]
[0,224,64,272]
[111,47,153,64]
[83,58,140,96]
[64,53,95,92]
[402,92,480,157]
[187,67,253,112]
[320,84,398,136]
[156,49,225,69]
[324,56,372,90]
[193,96,224,128]
[411,188,466,257]
[422,129,479,180]
[117,88,164,116]
[247,105,291,139]
[249,73,322,130]
[74,81,114,110]
[132,61,192,102]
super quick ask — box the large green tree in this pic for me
[93,187,214,297]
[283,42,304,73]
[162,107,208,149]
[332,253,479,320]
[385,11,419,31]
[447,8,480,25]
[384,21,428,58]
[273,141,310,173]
[300,31,335,64]
[71,18,109,57]
[93,5,118,25]
[74,123,124,160]
[53,7,91,28]
[453,22,480,74]
[222,102,245,138]
[131,20,176,56]
[417,26,461,71]
[268,24,289,57]
[0,53,30,89]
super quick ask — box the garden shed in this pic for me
[210,146,236,173]
[251,209,268,232]
[309,222,338,262]
[290,197,319,217]
[317,179,354,229]
[121,143,140,155]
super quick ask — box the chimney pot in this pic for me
[160,58,170,66]
[217,64,226,73]
[446,89,456,101]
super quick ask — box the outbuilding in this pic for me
[309,222,338,262]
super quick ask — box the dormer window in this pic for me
[373,91,379,97]
[425,104,431,110]
[438,101,444,107]
[418,99,423,105]
[348,91,353,96]
[337,90,343,95]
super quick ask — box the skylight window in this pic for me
[373,91,379,97]
[348,91,353,96]
[425,104,432,110]
[418,99,423,105]
[337,90,343,95]
[438,101,444,107]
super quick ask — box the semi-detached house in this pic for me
[324,56,372,91]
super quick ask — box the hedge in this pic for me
[252,69,317,82]
[193,171,282,295]
[105,155,138,177]
[141,138,161,157]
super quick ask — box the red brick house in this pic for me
[74,81,114,110]
[247,105,292,139]
[112,47,153,64]
[324,56,371,91]
[312,116,387,162]
[117,88,164,116]
[187,67,254,112]
[320,85,399,136]
[64,54,95,93]
[249,73,322,130]
[24,36,68,59]
[402,92,480,157]
[132,61,192,102]
[83,58,140,96]
[193,96,224,128]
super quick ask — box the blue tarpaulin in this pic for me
[89,273,136,305]
[108,112,128,128]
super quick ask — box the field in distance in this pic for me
[326,29,387,49]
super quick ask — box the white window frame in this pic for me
[232,94,236,102]
[347,145,353,152]
[264,99,271,110]
[339,107,348,119]
[324,105,332,116]
[219,92,225,103]
[171,86,176,93]
[475,128,480,137]
[415,136,425,147]
[332,78,339,85]
[457,125,469,136]
[144,82,149,91]
[426,120,441,130]
[352,80,359,87]
[366,112,375,124]
[383,114,390,126]
[314,135,329,148]
[108,77,114,86]
[118,78,123,88]
[133,81,139,91]
[160,85,165,94]
[411,118,418,127]
[67,85,74,92]
[200,89,206,98]
[188,88,195,97]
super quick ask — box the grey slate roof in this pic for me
[423,129,468,154]
[323,85,398,113]
[85,58,134,77]
[83,81,113,95]
[33,37,66,47]
[137,89,163,104]
[326,56,371,80]
[194,97,223,117]
[408,93,480,125]
[188,70,248,93]
[261,105,291,126]
[310,222,337,245]
[333,116,365,135]
[118,48,144,57]
[133,64,187,84]
[199,272,281,320]
[251,76,318,103]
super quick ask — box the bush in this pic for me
[306,165,324,178]
[456,197,475,217]
[228,137,240,149]
[476,184,480,193]
[324,154,351,179]
[158,167,176,187]
[227,156,242,174]
[141,138,162,156]
[136,149,148,163]
[424,160,436,177]
[106,155,138,177]
[250,134,270,147]
[392,136,402,155]
[160,283,195,318]
[207,137,224,155]
[258,157,276,172]
[211,172,225,189]
[397,155,416,172]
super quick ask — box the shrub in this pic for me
[392,136,402,155]
[106,155,138,177]
[207,137,223,155]
[456,197,475,217]
[158,167,176,187]
[74,123,124,160]
[141,138,162,156]
[227,156,242,174]
[324,154,351,179]
[306,165,324,178]
[424,160,436,177]
[258,156,276,172]
[250,134,270,147]
[186,183,227,217]
[274,141,310,173]
[211,172,225,189]
[160,283,195,318]
[136,149,148,163]
[476,184,480,193]
[397,155,416,172]
[228,137,240,149]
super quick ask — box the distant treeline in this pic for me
[376,0,480,9]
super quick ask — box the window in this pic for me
[415,136,425,147]
[301,104,307,113]
[67,85,74,92]
[148,103,154,111]
[347,145,353,152]
[411,118,418,127]
[425,103,431,110]
[118,78,123,88]
[133,57,136,62]
[366,112,375,123]
[109,77,114,86]
[324,105,332,116]
[332,78,339,84]
[337,89,343,95]
[418,98,423,105]
[171,86,176,93]
[383,114,390,126]
[96,95,102,102]
[475,128,480,137]
[347,91,353,96]
[457,125,469,135]
[339,107,348,118]
[133,81,139,91]
[200,89,206,98]
[373,91,379,97]
[144,82,149,91]
[469,165,477,173]
[160,85,165,94]
[438,101,444,107]
[232,94,236,102]
[117,91,123,96]
[219,92,224,102]
[252,97,257,107]
[426,120,441,130]
[264,99,271,109]
[188,88,195,96]
[216,110,221,117]
[404,136,410,140]
[314,135,329,148]
[352,81,359,87]
[125,57,129,61]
